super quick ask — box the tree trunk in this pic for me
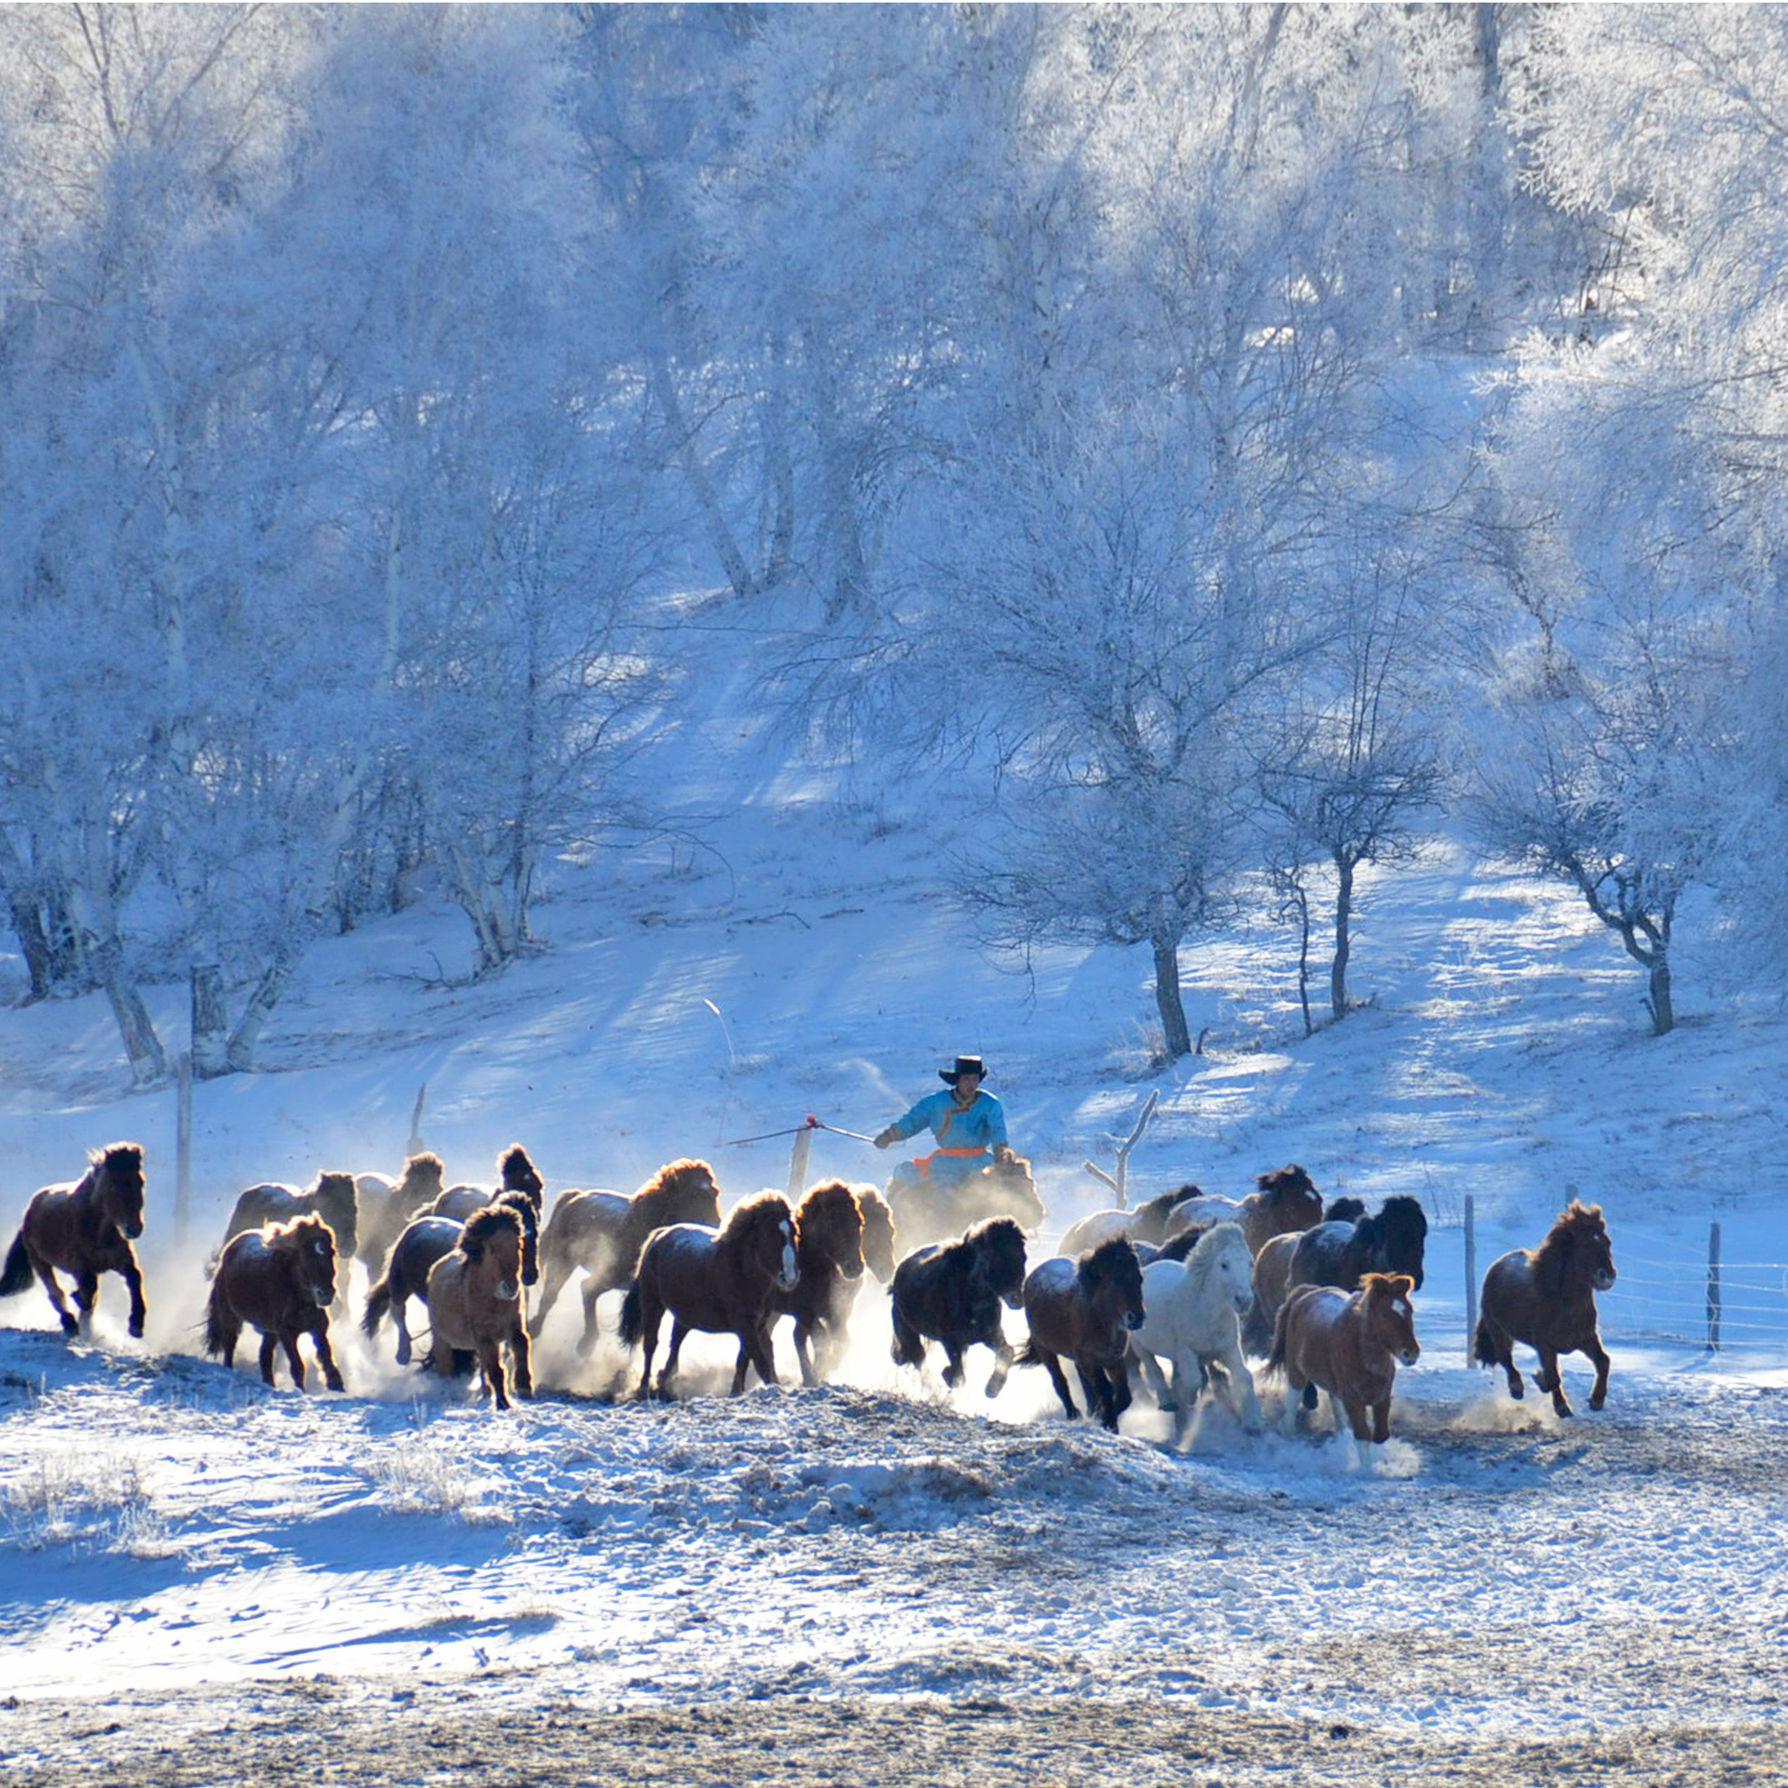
[1646,955,1674,1037]
[190,963,228,1078]
[806,338,866,620]
[92,938,167,1086]
[225,956,296,1072]
[1151,934,1193,1061]
[1293,882,1314,1038]
[6,891,57,1003]
[762,331,796,591]
[1331,854,1355,1022]
[648,346,756,600]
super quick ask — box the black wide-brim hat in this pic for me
[939,1054,988,1084]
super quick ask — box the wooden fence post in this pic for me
[788,1124,813,1201]
[407,1082,429,1156]
[175,1052,193,1246]
[1706,1221,1721,1353]
[1463,1193,1476,1363]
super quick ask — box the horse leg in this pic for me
[792,1319,818,1389]
[1325,1390,1348,1440]
[1033,1347,1076,1419]
[1538,1346,1573,1418]
[890,1303,926,1371]
[480,1338,510,1411]
[1279,1365,1306,1436]
[311,1317,346,1393]
[1343,1397,1375,1470]
[33,1256,78,1338]
[259,1333,280,1388]
[283,1329,309,1392]
[748,1322,779,1390]
[392,1288,414,1368]
[941,1343,967,1389]
[1073,1359,1110,1425]
[117,1248,147,1338]
[1106,1357,1134,1425]
[655,1319,690,1401]
[576,1278,605,1359]
[633,1296,663,1401]
[1484,1318,1522,1399]
[218,1312,241,1370]
[72,1269,98,1332]
[509,1323,533,1399]
[984,1336,1014,1400]
[731,1337,752,1396]
[1218,1339,1264,1434]
[1585,1335,1611,1411]
[527,1253,572,1339]
[1134,1345,1173,1411]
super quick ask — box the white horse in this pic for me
[1129,1222,1262,1446]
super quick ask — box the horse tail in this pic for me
[617,1280,643,1350]
[202,1275,229,1358]
[1262,1293,1298,1380]
[362,1272,393,1340]
[1471,1311,1500,1369]
[1240,1292,1273,1357]
[890,1301,925,1368]
[0,1229,31,1298]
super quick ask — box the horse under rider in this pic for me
[873,1055,1015,1194]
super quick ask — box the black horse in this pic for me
[889,1217,1028,1397]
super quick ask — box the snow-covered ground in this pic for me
[2,699,1786,1761]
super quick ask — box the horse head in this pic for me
[1079,1237,1146,1332]
[726,1192,799,1293]
[1256,1165,1322,1229]
[799,1182,866,1281]
[1362,1272,1420,1366]
[492,1190,541,1287]
[1195,1222,1254,1315]
[653,1159,724,1229]
[498,1144,545,1209]
[856,1188,899,1283]
[968,1216,1028,1310]
[93,1142,146,1240]
[279,1213,338,1308]
[1553,1201,1616,1294]
[1373,1196,1429,1290]
[460,1205,525,1304]
[1323,1195,1367,1224]
[311,1172,360,1260]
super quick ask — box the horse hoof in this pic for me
[128,1318,145,1339]
[1508,1381,1524,1400]
[1589,1394,1607,1411]
[59,1314,79,1338]
[1554,1402,1573,1420]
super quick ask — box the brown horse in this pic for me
[529,1158,723,1352]
[753,1180,866,1386]
[1267,1274,1419,1467]
[1165,1166,1324,1256]
[205,1212,345,1392]
[219,1171,360,1268]
[0,1143,147,1338]
[889,1216,1028,1397]
[1474,1201,1616,1418]
[439,1144,546,1219]
[425,1205,533,1410]
[362,1190,540,1366]
[1018,1239,1146,1430]
[354,1152,446,1275]
[888,1152,1046,1250]
[857,1185,899,1283]
[618,1191,799,1400]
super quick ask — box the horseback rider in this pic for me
[873,1055,1015,1194]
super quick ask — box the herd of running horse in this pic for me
[0,1141,1618,1462]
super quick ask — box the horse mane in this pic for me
[498,1144,542,1191]
[1157,1223,1211,1263]
[1378,1195,1429,1244]
[1077,1235,1137,1289]
[1255,1165,1314,1204]
[635,1158,717,1219]
[719,1189,791,1242]
[1530,1200,1607,1298]
[1181,1221,1246,1292]
[266,1211,333,1250]
[91,1141,143,1174]
[857,1185,895,1226]
[311,1170,357,1198]
[967,1214,1023,1251]
[1324,1196,1367,1223]
[459,1205,522,1260]
[1134,1188,1186,1225]
[796,1179,860,1223]
[490,1187,539,1236]
[402,1152,445,1183]
[1164,1183,1203,1205]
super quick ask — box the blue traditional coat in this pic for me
[885,1089,1008,1185]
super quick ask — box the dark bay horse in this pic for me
[530,1158,723,1353]
[438,1144,546,1219]
[889,1216,1028,1398]
[1475,1201,1616,1417]
[1267,1273,1419,1468]
[362,1190,539,1366]
[0,1143,147,1338]
[205,1212,345,1392]
[426,1205,533,1410]
[887,1153,1045,1251]
[1165,1165,1325,1257]
[754,1179,866,1386]
[619,1191,799,1400]
[220,1171,360,1269]
[1019,1239,1146,1430]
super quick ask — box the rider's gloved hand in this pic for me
[872,1127,899,1149]
[993,1145,1016,1166]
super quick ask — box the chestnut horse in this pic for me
[754,1180,866,1386]
[219,1171,360,1269]
[1164,1166,1324,1256]
[205,1212,345,1392]
[0,1143,147,1338]
[529,1159,723,1352]
[354,1152,446,1275]
[1474,1201,1616,1418]
[1019,1239,1146,1430]
[426,1205,533,1410]
[889,1216,1028,1397]
[362,1190,539,1366]
[438,1144,546,1220]
[1266,1274,1419,1467]
[618,1191,799,1400]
